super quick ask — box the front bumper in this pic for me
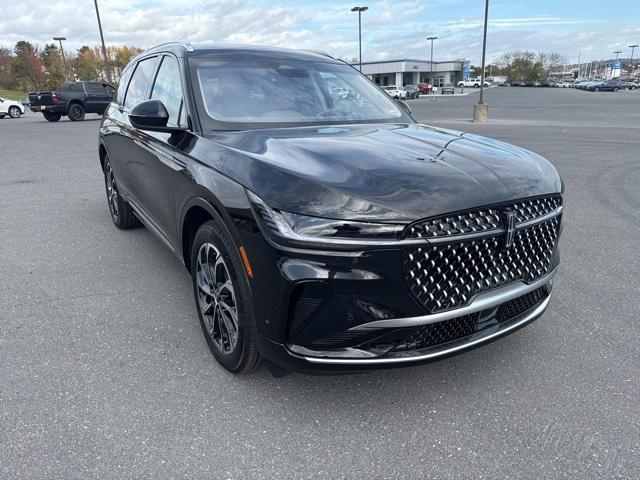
[243,231,557,374]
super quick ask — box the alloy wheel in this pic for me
[196,242,239,355]
[104,162,119,221]
[9,107,20,118]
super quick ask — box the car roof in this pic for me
[132,42,343,64]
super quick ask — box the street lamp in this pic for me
[351,6,368,71]
[93,0,112,83]
[629,45,638,81]
[613,50,622,60]
[427,36,437,94]
[473,0,490,122]
[53,36,70,81]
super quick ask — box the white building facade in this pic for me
[360,59,468,87]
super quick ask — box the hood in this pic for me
[203,123,561,222]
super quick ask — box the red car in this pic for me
[418,83,432,94]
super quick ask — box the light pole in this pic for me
[427,36,437,92]
[94,0,112,83]
[473,0,490,122]
[629,45,638,81]
[53,36,70,81]
[351,6,368,72]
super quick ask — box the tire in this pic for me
[613,88,619,92]
[43,112,62,122]
[68,103,86,121]
[8,106,21,118]
[0,114,5,119]
[103,155,141,229]
[191,220,261,374]
[594,88,599,92]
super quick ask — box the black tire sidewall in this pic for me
[69,104,85,121]
[191,220,258,373]
[44,112,61,122]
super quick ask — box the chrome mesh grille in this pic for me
[403,195,561,314]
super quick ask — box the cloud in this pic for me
[0,1,637,64]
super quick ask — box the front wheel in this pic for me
[8,106,21,118]
[192,220,261,374]
[594,88,600,92]
[68,103,86,121]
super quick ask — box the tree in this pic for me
[40,43,67,89]
[0,47,13,88]
[111,45,143,80]
[10,41,46,91]
[499,50,545,83]
[72,45,100,81]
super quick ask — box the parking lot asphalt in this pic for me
[1,87,639,479]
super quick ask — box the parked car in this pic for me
[440,83,455,94]
[586,81,621,92]
[99,43,564,375]
[382,85,407,99]
[28,81,115,122]
[457,78,490,88]
[418,83,431,94]
[620,80,638,90]
[402,85,420,99]
[0,97,25,119]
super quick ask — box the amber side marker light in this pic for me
[239,246,254,278]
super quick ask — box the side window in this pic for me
[116,68,132,105]
[69,82,85,92]
[150,56,185,127]
[124,56,158,109]
[85,82,106,93]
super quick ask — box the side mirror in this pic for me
[129,99,186,132]
[397,100,412,115]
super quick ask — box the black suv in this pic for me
[99,43,563,375]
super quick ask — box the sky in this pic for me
[1,0,639,65]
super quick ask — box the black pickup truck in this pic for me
[29,81,115,122]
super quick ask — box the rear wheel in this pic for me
[103,155,141,229]
[8,106,21,118]
[191,220,261,374]
[68,103,86,121]
[594,87,600,92]
[43,112,62,122]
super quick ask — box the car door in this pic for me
[103,56,159,210]
[133,54,190,245]
[0,98,7,114]
[84,82,111,113]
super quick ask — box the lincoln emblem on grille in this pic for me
[503,210,517,249]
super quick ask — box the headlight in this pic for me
[247,190,416,250]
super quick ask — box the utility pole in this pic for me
[427,36,437,95]
[351,6,368,72]
[629,45,638,81]
[94,0,112,83]
[473,0,489,122]
[53,36,70,82]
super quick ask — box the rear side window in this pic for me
[150,56,185,127]
[69,83,85,92]
[116,68,133,105]
[124,57,158,109]
[85,82,106,93]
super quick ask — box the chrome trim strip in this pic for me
[424,205,563,244]
[516,205,563,229]
[302,294,551,365]
[349,266,557,331]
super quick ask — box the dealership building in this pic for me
[360,58,470,87]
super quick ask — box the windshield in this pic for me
[193,58,404,128]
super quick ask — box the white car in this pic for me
[457,78,490,88]
[382,85,407,100]
[0,97,25,119]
